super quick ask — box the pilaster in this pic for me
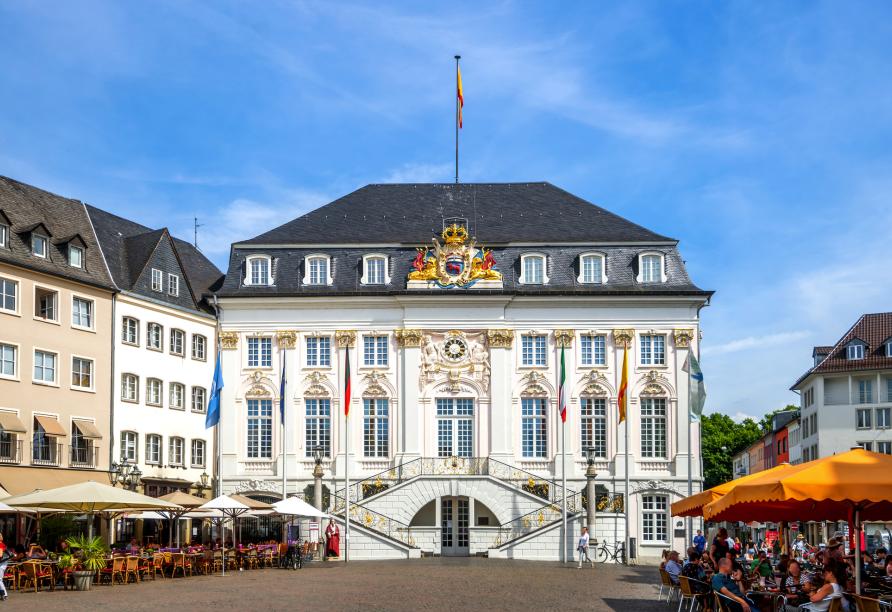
[396,329,423,462]
[487,329,514,461]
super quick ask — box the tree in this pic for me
[759,404,799,433]
[701,413,763,489]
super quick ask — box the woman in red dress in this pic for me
[325,520,340,558]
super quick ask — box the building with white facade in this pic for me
[214,183,711,562]
[88,206,222,511]
[792,313,892,460]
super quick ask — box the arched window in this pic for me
[361,254,389,285]
[303,255,332,286]
[245,255,272,286]
[637,252,666,284]
[578,253,607,284]
[519,253,548,285]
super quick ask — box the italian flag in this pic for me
[558,344,567,422]
[344,345,351,417]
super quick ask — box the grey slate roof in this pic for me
[0,176,115,290]
[240,183,675,245]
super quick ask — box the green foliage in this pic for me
[759,404,799,433]
[38,514,79,550]
[65,535,108,572]
[701,412,763,489]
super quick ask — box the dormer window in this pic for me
[578,253,607,284]
[361,254,389,285]
[32,234,47,258]
[520,253,548,285]
[847,344,865,360]
[151,268,163,292]
[246,256,272,286]
[303,255,332,286]
[69,245,84,269]
[167,273,179,296]
[886,342,892,358]
[637,252,666,283]
[0,222,7,248]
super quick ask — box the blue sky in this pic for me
[2,1,891,420]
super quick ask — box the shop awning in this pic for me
[0,412,27,433]
[72,419,102,439]
[34,415,66,437]
[0,466,102,496]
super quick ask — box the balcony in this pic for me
[70,445,99,468]
[32,441,63,466]
[0,439,22,464]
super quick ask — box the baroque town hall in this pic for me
[215,182,711,562]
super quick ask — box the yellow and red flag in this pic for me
[618,344,628,423]
[457,65,464,128]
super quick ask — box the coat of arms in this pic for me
[407,224,502,289]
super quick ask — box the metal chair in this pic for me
[677,575,710,612]
[853,594,884,612]
[660,568,679,602]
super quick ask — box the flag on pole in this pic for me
[682,352,706,421]
[279,349,287,421]
[344,345,352,417]
[558,344,567,422]
[617,344,628,424]
[206,350,224,429]
[457,64,464,128]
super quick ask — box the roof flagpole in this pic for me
[455,55,462,185]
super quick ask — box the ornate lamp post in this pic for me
[108,456,142,491]
[312,445,324,511]
[195,471,210,497]
[583,446,598,546]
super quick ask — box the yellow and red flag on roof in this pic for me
[457,64,464,128]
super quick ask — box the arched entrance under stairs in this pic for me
[410,495,499,557]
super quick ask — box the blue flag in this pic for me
[205,350,224,429]
[279,350,286,421]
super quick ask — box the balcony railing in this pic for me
[70,445,99,468]
[0,439,22,464]
[32,441,63,466]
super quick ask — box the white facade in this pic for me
[111,292,216,495]
[217,294,704,562]
[787,418,802,464]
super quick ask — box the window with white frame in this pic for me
[857,379,873,404]
[858,441,873,452]
[640,334,666,366]
[363,398,389,457]
[642,494,668,542]
[856,408,872,429]
[876,407,891,429]
[520,254,547,284]
[887,377,892,402]
[578,253,606,284]
[641,398,668,458]
[638,253,664,283]
[521,397,548,458]
[31,234,47,258]
[305,256,330,286]
[521,334,547,366]
[306,336,331,367]
[848,344,865,360]
[305,398,331,458]
[0,277,16,313]
[363,335,388,367]
[191,387,206,413]
[72,297,93,329]
[0,343,16,378]
[191,439,205,467]
[146,434,162,465]
[147,323,162,350]
[169,437,184,466]
[68,244,84,268]
[436,398,474,458]
[247,256,271,286]
[192,334,206,360]
[887,342,892,358]
[247,399,273,459]
[362,255,388,285]
[34,287,58,321]
[581,397,607,458]
[121,431,138,462]
[122,317,139,345]
[170,329,185,356]
[146,378,162,406]
[121,373,138,402]
[151,268,163,292]
[169,382,185,410]
[71,357,93,390]
[580,334,606,366]
[33,350,57,384]
[877,441,892,455]
[167,273,179,296]
[0,222,6,247]
[248,337,272,367]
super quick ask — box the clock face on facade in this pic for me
[442,337,468,361]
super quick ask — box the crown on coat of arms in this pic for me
[442,224,469,245]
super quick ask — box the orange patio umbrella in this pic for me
[671,463,797,517]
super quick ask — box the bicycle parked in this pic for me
[596,540,626,564]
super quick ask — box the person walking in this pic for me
[577,526,593,568]
[0,533,10,601]
[693,529,706,555]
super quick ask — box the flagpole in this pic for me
[454,54,460,184]
[282,348,287,504]
[687,351,693,549]
[624,414,630,565]
[344,345,350,564]
[558,342,567,564]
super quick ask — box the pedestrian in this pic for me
[693,529,706,555]
[0,533,10,601]
[711,527,731,567]
[325,519,340,558]
[576,526,593,568]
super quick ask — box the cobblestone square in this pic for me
[21,559,663,611]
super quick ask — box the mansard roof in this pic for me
[239,182,675,246]
[0,176,115,290]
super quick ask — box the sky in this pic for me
[2,0,891,421]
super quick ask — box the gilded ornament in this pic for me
[673,328,695,348]
[613,328,634,348]
[554,329,574,348]
[276,330,297,349]
[335,330,356,348]
[219,331,239,350]
[407,224,503,288]
[486,329,514,349]
[394,328,423,348]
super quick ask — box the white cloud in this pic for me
[731,411,759,423]
[381,162,452,184]
[702,331,811,356]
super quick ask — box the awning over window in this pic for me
[0,411,27,433]
[72,419,102,439]
[34,415,66,437]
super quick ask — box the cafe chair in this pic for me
[20,561,54,593]
[170,552,191,578]
[677,576,709,612]
[800,594,844,612]
[150,553,165,580]
[659,568,679,602]
[99,556,126,586]
[713,591,741,612]
[852,594,884,612]
[124,556,140,584]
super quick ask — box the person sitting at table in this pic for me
[682,552,710,593]
[777,553,790,576]
[665,550,683,585]
[127,538,140,554]
[27,543,47,559]
[712,558,760,612]
[800,560,850,612]
[701,551,715,573]
[732,564,751,593]
[784,560,806,607]
[750,550,773,581]
[12,545,26,562]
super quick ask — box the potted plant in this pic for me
[65,535,107,591]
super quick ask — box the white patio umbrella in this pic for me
[197,495,251,576]
[273,496,330,519]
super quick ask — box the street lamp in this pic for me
[195,471,210,497]
[312,445,324,511]
[583,446,598,546]
[109,456,141,491]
